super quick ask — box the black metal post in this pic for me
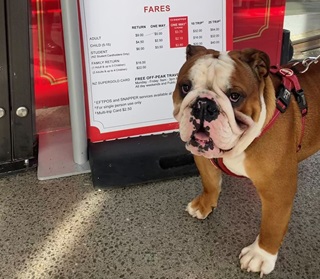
[0,0,37,175]
[5,0,36,161]
[0,0,12,163]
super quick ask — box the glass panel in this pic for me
[31,0,69,109]
[284,0,320,59]
[31,0,70,133]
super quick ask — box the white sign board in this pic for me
[79,0,232,141]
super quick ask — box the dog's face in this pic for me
[173,45,271,158]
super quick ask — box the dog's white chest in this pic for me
[223,152,248,177]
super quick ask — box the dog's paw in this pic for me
[186,202,212,219]
[186,196,215,219]
[239,236,278,278]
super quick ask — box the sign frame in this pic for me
[79,0,233,142]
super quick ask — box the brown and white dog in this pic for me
[172,45,320,276]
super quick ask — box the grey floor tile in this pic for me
[0,153,319,279]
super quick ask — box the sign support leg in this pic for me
[60,0,88,165]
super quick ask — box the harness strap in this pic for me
[257,84,290,139]
[210,158,245,178]
[270,66,308,151]
[210,66,308,176]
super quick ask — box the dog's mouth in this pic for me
[190,127,213,150]
[187,112,251,156]
[190,129,233,153]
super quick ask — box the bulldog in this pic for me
[172,45,320,276]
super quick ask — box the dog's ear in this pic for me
[186,44,207,60]
[239,48,270,78]
[186,44,220,61]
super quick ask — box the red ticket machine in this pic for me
[233,0,287,64]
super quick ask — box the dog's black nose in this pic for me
[191,98,219,122]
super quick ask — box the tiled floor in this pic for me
[0,151,319,279]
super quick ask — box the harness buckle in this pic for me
[276,85,291,113]
[293,89,308,116]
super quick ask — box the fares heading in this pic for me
[144,5,170,13]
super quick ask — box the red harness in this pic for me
[210,67,308,177]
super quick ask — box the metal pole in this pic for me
[60,0,88,165]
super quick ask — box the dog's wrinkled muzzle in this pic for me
[191,97,220,123]
[179,93,248,158]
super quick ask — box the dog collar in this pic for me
[210,66,308,177]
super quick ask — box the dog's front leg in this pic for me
[239,165,298,277]
[187,155,222,219]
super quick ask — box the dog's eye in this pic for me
[181,83,191,95]
[229,92,241,103]
[230,93,240,102]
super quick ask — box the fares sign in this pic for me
[79,0,232,142]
